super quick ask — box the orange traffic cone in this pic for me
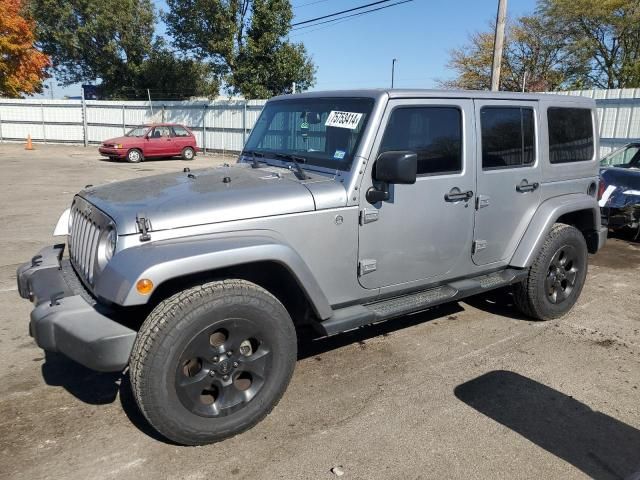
[25,135,34,150]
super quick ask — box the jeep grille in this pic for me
[68,197,110,286]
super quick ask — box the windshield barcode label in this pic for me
[325,111,363,130]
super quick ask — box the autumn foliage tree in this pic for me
[0,0,49,97]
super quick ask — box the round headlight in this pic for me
[105,228,117,262]
[97,227,117,270]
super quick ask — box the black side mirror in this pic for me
[374,151,417,184]
[366,151,417,203]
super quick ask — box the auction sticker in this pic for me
[325,111,363,130]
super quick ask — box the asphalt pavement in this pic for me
[0,143,638,480]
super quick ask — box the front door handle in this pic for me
[444,188,474,202]
[516,179,539,193]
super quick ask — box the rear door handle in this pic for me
[516,180,539,193]
[444,188,474,202]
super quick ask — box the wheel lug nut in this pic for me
[223,375,229,380]
[209,370,215,377]
[233,362,238,368]
[213,356,219,362]
[227,351,233,357]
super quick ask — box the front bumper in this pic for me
[17,245,136,372]
[98,147,125,158]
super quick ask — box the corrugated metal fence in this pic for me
[1,89,640,155]
[0,98,267,153]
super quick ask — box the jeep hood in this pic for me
[79,164,346,235]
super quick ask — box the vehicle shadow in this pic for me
[296,302,464,359]
[39,302,465,443]
[41,351,176,444]
[454,370,640,480]
[41,351,120,405]
[461,287,532,322]
[607,227,640,243]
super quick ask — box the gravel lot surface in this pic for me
[1,143,639,480]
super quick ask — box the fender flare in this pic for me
[94,233,333,319]
[510,193,601,268]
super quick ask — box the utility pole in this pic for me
[490,0,508,91]
[147,88,154,117]
[391,58,397,88]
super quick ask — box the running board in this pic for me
[319,268,528,337]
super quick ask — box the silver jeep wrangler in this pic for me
[17,90,607,445]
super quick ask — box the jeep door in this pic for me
[472,100,542,265]
[357,99,476,290]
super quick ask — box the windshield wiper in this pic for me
[275,153,309,180]
[244,150,266,169]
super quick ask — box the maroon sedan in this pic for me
[99,123,199,163]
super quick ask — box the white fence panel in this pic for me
[2,90,640,155]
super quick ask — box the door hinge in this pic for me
[476,194,490,210]
[136,213,152,242]
[359,208,379,225]
[358,259,377,276]
[472,240,487,254]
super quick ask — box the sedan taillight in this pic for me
[597,179,607,200]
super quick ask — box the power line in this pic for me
[292,0,334,8]
[292,0,415,31]
[292,0,395,27]
[289,15,357,37]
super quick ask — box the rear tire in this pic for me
[129,279,297,445]
[513,224,588,320]
[126,149,143,163]
[182,147,195,160]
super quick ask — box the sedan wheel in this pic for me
[126,149,142,163]
[182,147,195,160]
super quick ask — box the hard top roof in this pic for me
[271,89,595,105]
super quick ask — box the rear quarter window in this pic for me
[547,108,594,163]
[172,126,191,137]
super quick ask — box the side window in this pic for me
[548,107,594,163]
[150,126,171,139]
[481,107,535,169]
[172,126,191,137]
[379,107,462,175]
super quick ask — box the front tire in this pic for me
[129,279,297,445]
[513,224,588,320]
[126,149,143,163]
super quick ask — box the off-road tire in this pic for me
[513,223,588,320]
[182,147,195,160]
[126,148,143,163]
[129,279,297,445]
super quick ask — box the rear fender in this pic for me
[510,193,601,268]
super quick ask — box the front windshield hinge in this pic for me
[136,213,152,242]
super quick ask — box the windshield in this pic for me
[600,144,640,167]
[244,97,375,171]
[125,126,150,137]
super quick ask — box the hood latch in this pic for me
[136,213,152,242]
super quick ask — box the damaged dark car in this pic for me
[599,142,640,238]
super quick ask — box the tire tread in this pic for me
[129,279,296,445]
[513,223,587,321]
